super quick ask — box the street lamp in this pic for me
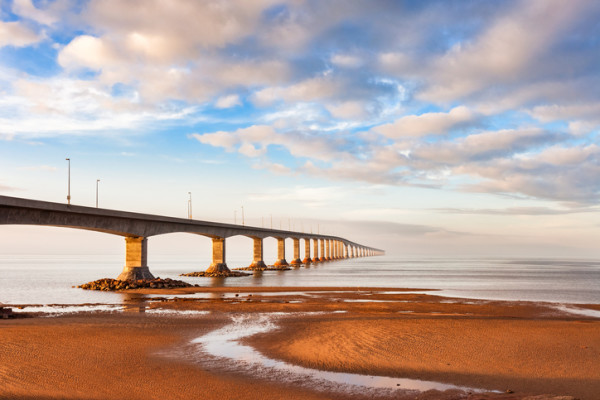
[241,205,245,226]
[65,158,71,205]
[187,192,192,219]
[96,179,100,208]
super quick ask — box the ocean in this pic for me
[1,254,598,306]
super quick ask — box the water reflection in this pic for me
[251,270,264,285]
[121,292,149,313]
[209,277,227,288]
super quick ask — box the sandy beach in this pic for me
[1,287,598,400]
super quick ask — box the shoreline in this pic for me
[1,287,598,399]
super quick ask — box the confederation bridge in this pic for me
[0,196,384,280]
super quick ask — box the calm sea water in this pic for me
[0,254,598,305]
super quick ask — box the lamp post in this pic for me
[241,206,245,226]
[188,192,192,219]
[96,179,100,208]
[65,158,71,205]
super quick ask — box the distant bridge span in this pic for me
[0,195,384,280]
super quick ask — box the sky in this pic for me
[0,0,599,260]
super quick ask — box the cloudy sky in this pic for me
[0,0,599,259]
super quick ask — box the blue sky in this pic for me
[0,0,599,258]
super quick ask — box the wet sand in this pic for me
[1,287,598,400]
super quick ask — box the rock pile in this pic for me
[234,266,291,271]
[180,270,250,278]
[1,306,13,319]
[78,278,196,291]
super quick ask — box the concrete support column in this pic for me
[329,240,333,260]
[118,236,155,280]
[206,237,230,273]
[333,241,338,259]
[303,238,312,264]
[291,238,302,265]
[248,237,267,269]
[319,239,326,261]
[344,244,348,258]
[351,246,355,258]
[325,239,331,261]
[274,237,289,267]
[313,239,319,262]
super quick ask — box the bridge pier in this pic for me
[248,237,267,269]
[302,238,312,264]
[117,236,155,281]
[291,238,302,265]
[319,239,326,261]
[313,238,319,262]
[273,238,289,267]
[206,237,230,273]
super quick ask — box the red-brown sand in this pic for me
[1,287,598,400]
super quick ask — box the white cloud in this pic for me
[252,161,291,175]
[453,142,600,204]
[330,54,363,68]
[418,0,592,103]
[190,124,351,163]
[523,144,600,167]
[1,74,198,137]
[252,75,341,107]
[239,142,266,157]
[325,100,367,120]
[214,94,241,109]
[529,102,600,124]
[12,0,64,26]
[378,52,414,75]
[0,21,43,47]
[58,35,120,71]
[413,128,551,164]
[374,106,474,138]
[84,0,280,52]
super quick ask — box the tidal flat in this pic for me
[1,287,598,400]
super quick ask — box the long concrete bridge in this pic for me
[0,195,384,280]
